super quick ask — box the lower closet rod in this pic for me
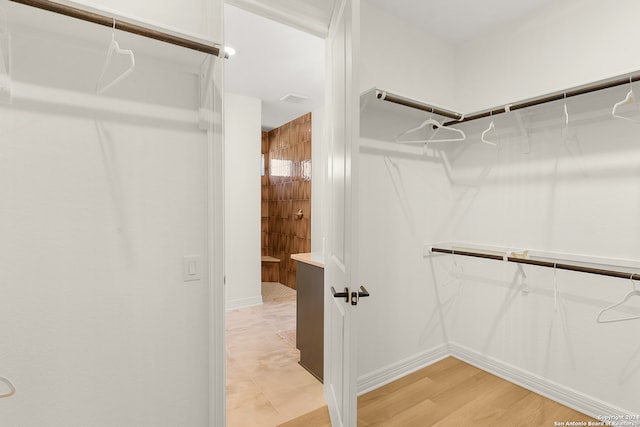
[8,0,225,57]
[431,247,640,281]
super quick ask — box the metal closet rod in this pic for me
[375,90,463,120]
[9,0,226,57]
[431,247,640,281]
[376,73,640,125]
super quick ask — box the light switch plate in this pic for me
[183,255,202,282]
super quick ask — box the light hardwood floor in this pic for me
[226,282,326,427]
[279,357,596,427]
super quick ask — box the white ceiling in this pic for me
[223,4,325,131]
[224,0,557,130]
[225,0,336,38]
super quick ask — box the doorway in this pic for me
[223,3,326,426]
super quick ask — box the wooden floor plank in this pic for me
[281,357,596,427]
[276,405,331,427]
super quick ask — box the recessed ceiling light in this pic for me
[224,46,236,56]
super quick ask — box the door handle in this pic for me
[0,377,16,399]
[331,287,349,303]
[350,286,370,306]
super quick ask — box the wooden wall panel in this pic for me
[261,131,269,257]
[262,113,312,290]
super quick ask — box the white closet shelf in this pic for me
[429,242,640,281]
[364,70,640,128]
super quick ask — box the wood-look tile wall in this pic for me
[261,131,270,257]
[261,131,281,283]
[262,113,312,290]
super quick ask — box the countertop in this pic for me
[291,252,325,269]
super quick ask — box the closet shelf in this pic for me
[430,246,640,281]
[368,70,640,128]
[8,0,226,57]
[370,89,462,120]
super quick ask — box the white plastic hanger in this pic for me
[481,111,497,146]
[0,376,16,399]
[596,275,640,323]
[396,110,466,145]
[96,18,135,95]
[553,264,558,312]
[451,248,464,279]
[612,77,640,123]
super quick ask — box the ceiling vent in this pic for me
[279,92,309,104]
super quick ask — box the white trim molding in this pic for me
[357,344,449,396]
[448,342,637,421]
[225,295,263,311]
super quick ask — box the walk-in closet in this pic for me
[2,0,640,426]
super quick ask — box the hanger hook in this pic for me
[631,273,636,290]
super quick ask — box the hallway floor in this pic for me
[226,282,326,427]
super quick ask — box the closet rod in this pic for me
[375,74,640,125]
[375,90,463,120]
[448,73,640,125]
[431,247,640,281]
[9,0,226,57]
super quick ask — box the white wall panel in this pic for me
[224,93,263,310]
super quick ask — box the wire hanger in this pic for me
[612,76,640,123]
[596,274,640,323]
[396,108,466,145]
[96,18,135,95]
[481,111,497,146]
[0,376,16,399]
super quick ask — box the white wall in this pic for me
[65,0,221,42]
[357,0,640,417]
[224,93,263,310]
[0,1,221,425]
[360,0,456,109]
[431,91,640,416]
[454,0,640,113]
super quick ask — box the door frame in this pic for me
[208,56,226,427]
[212,0,361,425]
[323,0,360,425]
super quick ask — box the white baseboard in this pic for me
[357,344,449,395]
[225,295,263,311]
[448,342,636,421]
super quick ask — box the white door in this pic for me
[324,0,360,426]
